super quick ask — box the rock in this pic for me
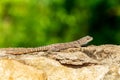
[103,65,120,80]
[0,44,120,80]
[0,58,46,80]
[17,55,109,80]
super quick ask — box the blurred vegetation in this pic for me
[0,0,120,47]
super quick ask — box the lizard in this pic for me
[0,35,93,54]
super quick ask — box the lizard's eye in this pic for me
[86,37,90,40]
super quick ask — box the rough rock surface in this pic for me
[0,58,46,80]
[18,56,109,80]
[0,45,120,80]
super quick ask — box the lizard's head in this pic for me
[84,35,93,42]
[77,35,93,46]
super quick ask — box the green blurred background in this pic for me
[0,0,120,47]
